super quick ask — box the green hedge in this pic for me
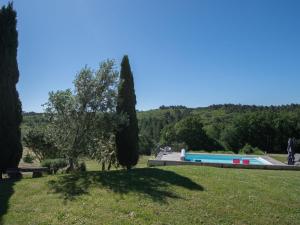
[41,158,68,174]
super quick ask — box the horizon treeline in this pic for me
[22,104,300,154]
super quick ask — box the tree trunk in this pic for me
[107,161,112,171]
[66,158,75,173]
[102,162,105,171]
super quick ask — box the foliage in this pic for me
[44,60,120,171]
[91,135,119,171]
[138,134,154,155]
[239,143,264,155]
[160,124,177,145]
[21,113,48,142]
[22,104,300,154]
[23,127,59,161]
[252,147,265,155]
[77,162,86,172]
[239,144,254,154]
[175,116,220,150]
[23,153,34,163]
[159,104,300,153]
[41,158,68,174]
[160,116,222,151]
[159,105,188,110]
[138,107,191,147]
[0,3,23,175]
[116,55,139,169]
[220,111,300,153]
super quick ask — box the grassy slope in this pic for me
[1,157,300,225]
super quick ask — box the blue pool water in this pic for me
[185,153,270,165]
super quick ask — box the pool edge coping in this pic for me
[184,153,282,165]
[148,158,300,171]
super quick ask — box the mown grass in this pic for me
[1,156,300,225]
[268,154,287,164]
[85,155,153,171]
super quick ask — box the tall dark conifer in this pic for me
[116,55,139,169]
[0,3,23,178]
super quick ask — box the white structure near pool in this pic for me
[148,151,300,171]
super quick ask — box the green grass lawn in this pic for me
[1,156,300,225]
[85,155,154,171]
[268,154,287,164]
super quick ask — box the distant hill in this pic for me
[22,104,300,154]
[137,104,300,154]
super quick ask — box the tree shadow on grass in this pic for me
[0,179,19,225]
[48,168,204,203]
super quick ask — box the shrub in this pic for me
[175,116,208,150]
[23,153,34,163]
[252,147,265,155]
[78,162,86,172]
[41,158,68,174]
[239,143,253,154]
[239,144,264,155]
[23,127,60,161]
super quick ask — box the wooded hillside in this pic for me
[23,104,300,154]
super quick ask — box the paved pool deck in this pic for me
[148,152,300,171]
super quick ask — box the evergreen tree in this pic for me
[116,55,139,169]
[0,3,23,178]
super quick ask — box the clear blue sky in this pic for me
[2,0,300,112]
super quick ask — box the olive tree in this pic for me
[44,60,121,171]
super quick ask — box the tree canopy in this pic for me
[0,3,23,177]
[43,60,121,171]
[116,55,139,169]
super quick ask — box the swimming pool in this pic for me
[184,153,272,165]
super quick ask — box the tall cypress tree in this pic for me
[0,3,23,178]
[116,55,139,170]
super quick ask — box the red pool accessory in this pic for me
[242,159,250,165]
[233,159,240,164]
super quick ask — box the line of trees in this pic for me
[22,103,300,157]
[139,105,300,154]
[217,111,300,153]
